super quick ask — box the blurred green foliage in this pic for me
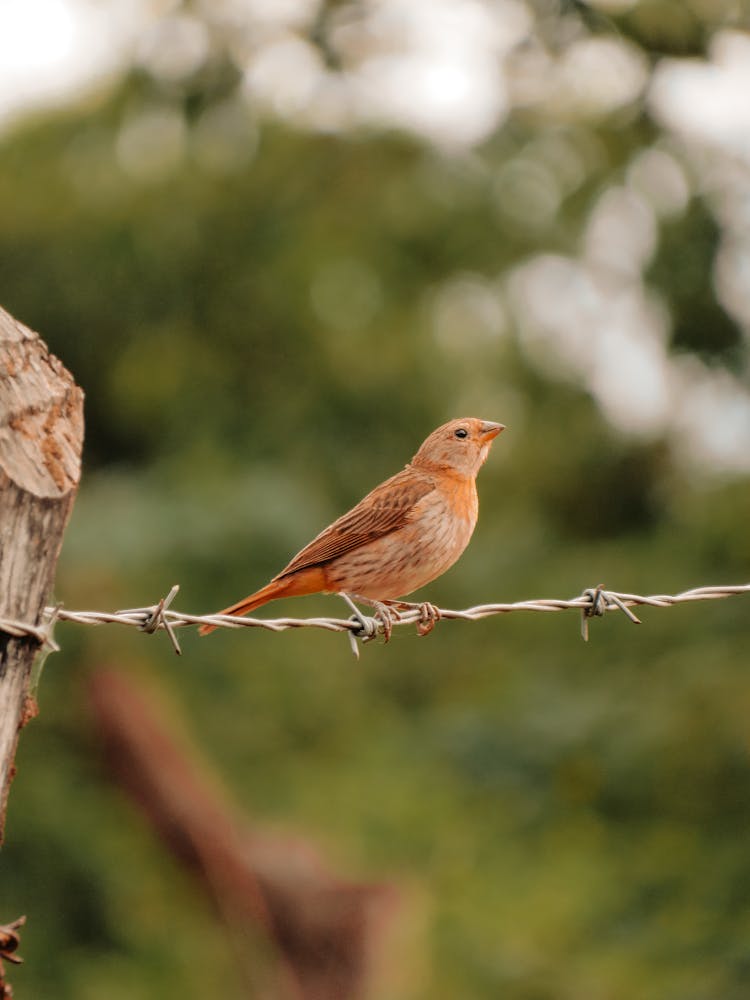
[1,2,750,998]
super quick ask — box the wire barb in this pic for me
[0,611,60,651]
[579,585,642,641]
[0,915,25,966]
[137,584,182,655]
[338,593,380,658]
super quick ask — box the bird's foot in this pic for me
[342,593,401,643]
[392,600,442,636]
[368,601,398,642]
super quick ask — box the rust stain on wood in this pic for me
[19,696,38,730]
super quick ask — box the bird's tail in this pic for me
[198,567,325,636]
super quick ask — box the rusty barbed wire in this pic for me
[0,581,744,658]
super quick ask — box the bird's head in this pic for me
[411,418,505,478]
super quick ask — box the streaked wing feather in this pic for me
[276,467,434,578]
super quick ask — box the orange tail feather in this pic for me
[198,567,326,636]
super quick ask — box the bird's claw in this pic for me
[392,599,441,636]
[415,601,440,636]
[371,601,400,643]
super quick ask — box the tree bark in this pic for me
[0,306,83,840]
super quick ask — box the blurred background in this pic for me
[2,0,750,996]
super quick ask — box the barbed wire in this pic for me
[1,582,748,659]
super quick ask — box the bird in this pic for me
[198,417,504,639]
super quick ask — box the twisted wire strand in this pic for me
[0,582,745,658]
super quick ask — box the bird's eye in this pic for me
[454,428,468,439]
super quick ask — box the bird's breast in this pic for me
[323,474,479,599]
[421,474,478,567]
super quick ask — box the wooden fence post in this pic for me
[0,306,84,839]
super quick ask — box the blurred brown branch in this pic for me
[89,668,398,1000]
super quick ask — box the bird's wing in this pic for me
[276,466,435,577]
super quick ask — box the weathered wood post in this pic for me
[0,306,84,838]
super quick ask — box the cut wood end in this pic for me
[0,306,84,498]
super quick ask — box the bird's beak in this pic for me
[479,421,505,443]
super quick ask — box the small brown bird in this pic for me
[199,417,504,637]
